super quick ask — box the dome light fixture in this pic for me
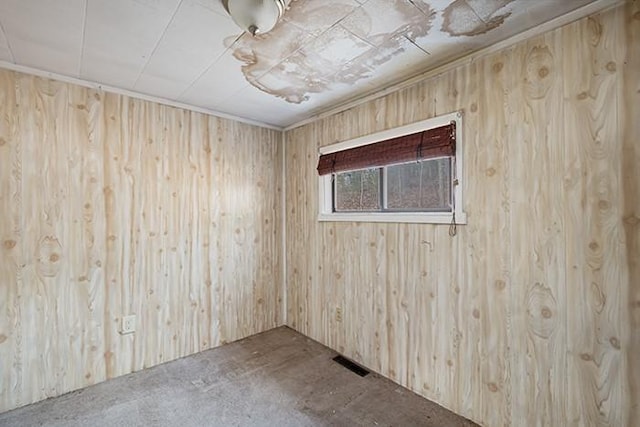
[226,0,291,36]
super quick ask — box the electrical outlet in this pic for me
[120,315,136,335]
[335,307,342,323]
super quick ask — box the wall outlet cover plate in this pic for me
[121,315,136,334]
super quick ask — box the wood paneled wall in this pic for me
[0,70,283,412]
[284,2,639,425]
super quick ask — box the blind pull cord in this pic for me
[449,157,458,237]
[449,212,457,237]
[416,133,424,161]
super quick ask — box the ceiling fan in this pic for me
[223,0,292,36]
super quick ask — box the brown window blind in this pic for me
[317,122,456,176]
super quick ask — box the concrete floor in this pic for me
[0,327,477,427]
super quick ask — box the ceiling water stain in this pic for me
[442,0,514,37]
[281,0,359,37]
[226,0,435,104]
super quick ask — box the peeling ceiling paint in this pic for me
[442,0,515,37]
[227,0,436,103]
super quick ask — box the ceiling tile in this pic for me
[190,0,230,17]
[0,24,13,62]
[340,32,431,87]
[243,24,379,105]
[81,0,181,87]
[410,0,452,14]
[301,25,373,65]
[282,0,361,37]
[341,0,435,47]
[178,51,249,109]
[252,50,333,105]
[226,19,315,85]
[132,73,193,102]
[135,0,241,99]
[213,85,307,127]
[464,0,513,22]
[439,0,594,46]
[440,0,498,37]
[0,0,84,75]
[514,0,596,29]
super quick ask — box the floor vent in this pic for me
[332,355,370,377]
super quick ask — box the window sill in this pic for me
[317,211,467,225]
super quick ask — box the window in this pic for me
[317,111,466,224]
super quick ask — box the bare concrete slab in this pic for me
[0,327,478,426]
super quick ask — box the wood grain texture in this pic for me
[509,30,568,425]
[284,3,638,426]
[0,70,283,413]
[622,0,639,422]
[472,50,511,425]
[563,8,627,426]
[0,69,22,408]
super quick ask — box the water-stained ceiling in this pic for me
[0,0,602,127]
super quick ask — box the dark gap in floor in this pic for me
[332,355,370,377]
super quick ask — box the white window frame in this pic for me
[318,111,466,225]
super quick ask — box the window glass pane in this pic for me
[386,158,452,211]
[334,168,381,212]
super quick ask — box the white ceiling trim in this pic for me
[284,0,624,132]
[0,60,283,131]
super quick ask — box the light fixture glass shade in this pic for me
[228,0,286,36]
